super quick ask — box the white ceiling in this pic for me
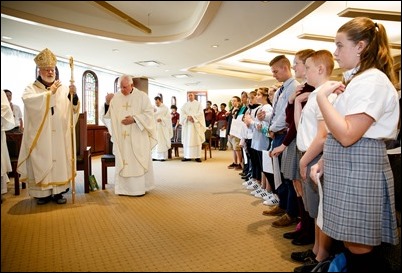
[1,1,401,91]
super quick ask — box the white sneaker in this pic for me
[262,195,280,206]
[250,188,263,195]
[256,190,270,198]
[262,192,275,201]
[242,179,255,187]
[246,183,260,190]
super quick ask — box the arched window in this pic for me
[157,93,163,102]
[114,77,119,93]
[171,96,176,106]
[82,70,98,125]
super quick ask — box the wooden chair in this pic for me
[75,112,92,193]
[5,131,25,195]
[203,129,213,160]
[101,131,115,190]
[210,127,219,149]
[167,130,212,161]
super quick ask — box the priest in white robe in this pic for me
[180,92,207,162]
[17,48,80,205]
[1,90,15,197]
[152,96,173,161]
[103,75,157,196]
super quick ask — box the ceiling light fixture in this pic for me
[172,74,191,79]
[337,8,400,22]
[266,48,297,55]
[185,81,201,86]
[240,59,270,66]
[135,60,162,67]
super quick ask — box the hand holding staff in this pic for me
[69,56,76,204]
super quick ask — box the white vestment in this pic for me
[17,81,79,198]
[103,88,157,196]
[152,104,173,160]
[1,90,15,194]
[180,100,206,158]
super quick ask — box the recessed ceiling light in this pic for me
[211,45,219,48]
[185,81,200,86]
[172,74,191,79]
[135,60,162,67]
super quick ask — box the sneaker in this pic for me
[271,213,298,228]
[227,163,236,169]
[242,179,254,186]
[256,191,270,199]
[250,188,263,195]
[246,183,260,190]
[262,195,280,206]
[262,192,275,201]
[262,205,286,216]
[291,249,316,263]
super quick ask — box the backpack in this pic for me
[328,252,347,272]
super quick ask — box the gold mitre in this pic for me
[34,48,57,68]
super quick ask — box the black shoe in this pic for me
[294,257,319,272]
[291,249,316,263]
[238,172,246,176]
[283,230,302,240]
[160,159,166,162]
[195,158,201,162]
[52,194,67,204]
[292,233,314,246]
[181,158,191,162]
[36,196,51,205]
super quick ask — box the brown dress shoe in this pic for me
[271,213,298,228]
[262,205,286,216]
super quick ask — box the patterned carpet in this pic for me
[2,150,311,272]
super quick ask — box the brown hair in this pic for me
[307,50,335,77]
[295,49,315,63]
[338,17,397,85]
[257,87,269,97]
[269,55,291,69]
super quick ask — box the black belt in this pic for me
[274,128,287,135]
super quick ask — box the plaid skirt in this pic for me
[281,139,299,180]
[322,135,399,246]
